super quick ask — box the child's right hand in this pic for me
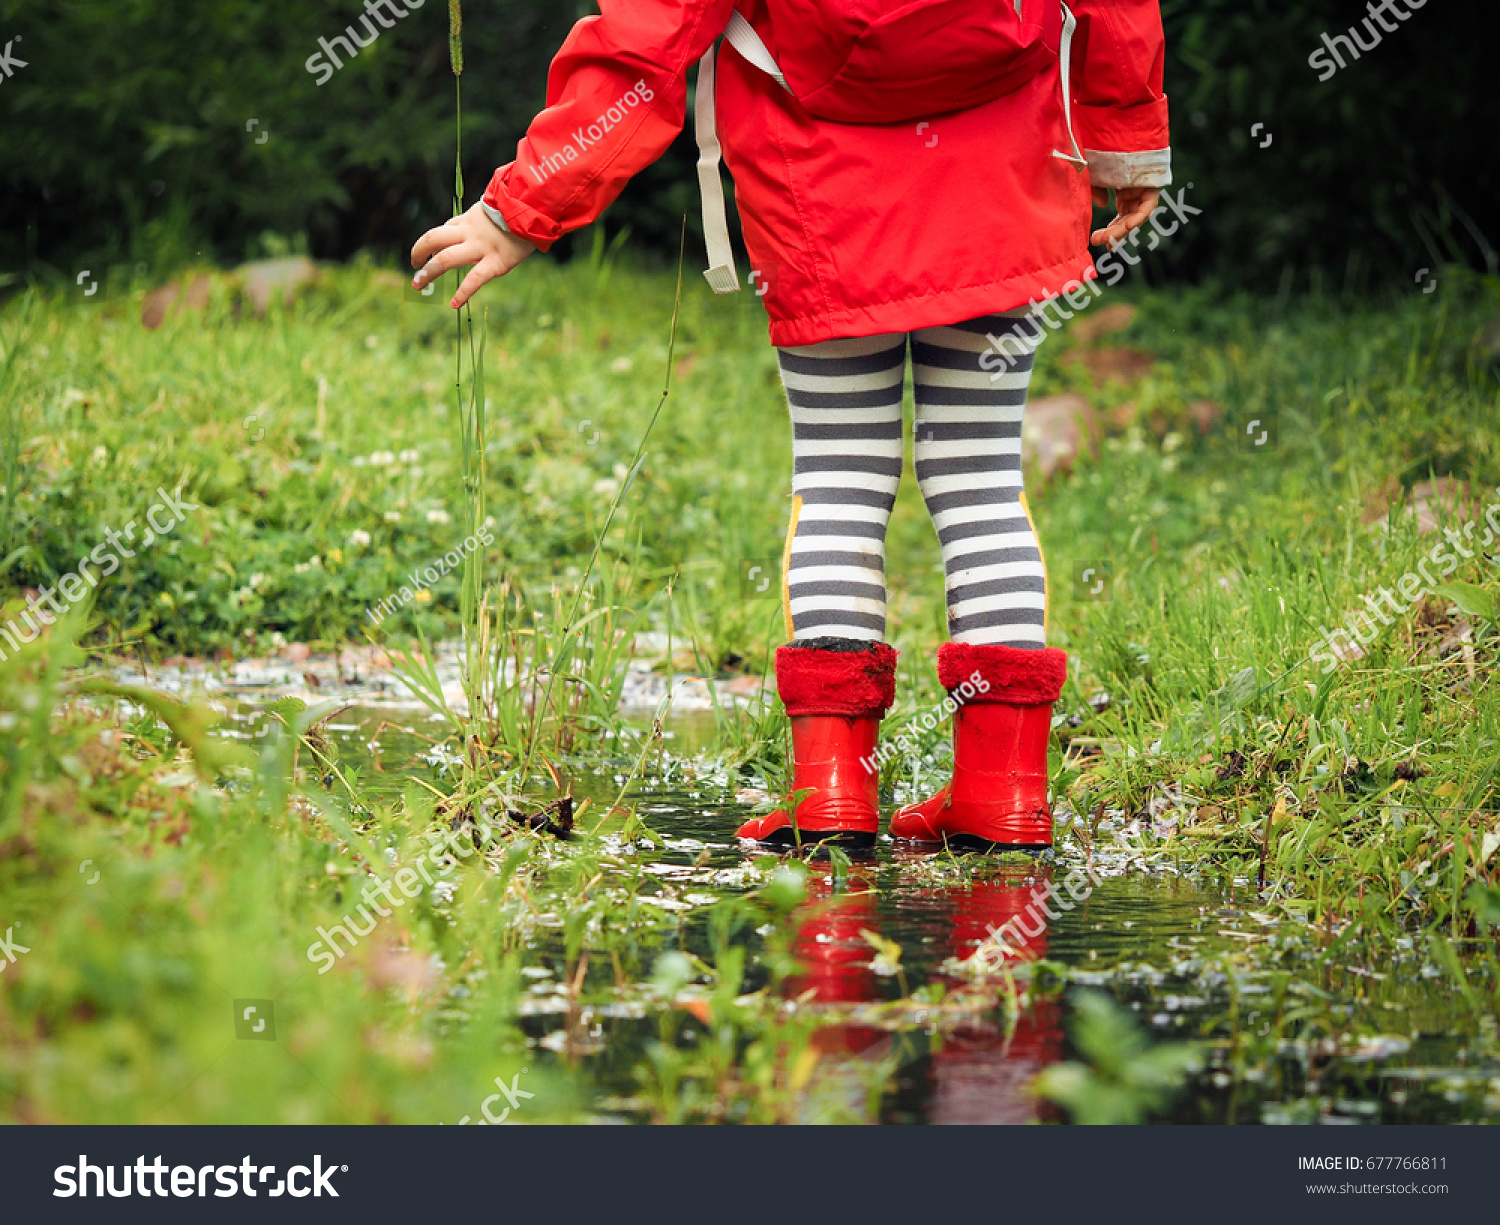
[1089,187,1162,249]
[410,202,537,309]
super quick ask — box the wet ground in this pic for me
[133,633,761,714]
[216,699,1497,1126]
[549,793,1496,1125]
[109,648,1482,1126]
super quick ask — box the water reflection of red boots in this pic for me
[926,865,1064,1124]
[785,859,1065,1122]
[785,862,886,1056]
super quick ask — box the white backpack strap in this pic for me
[724,10,789,91]
[1050,2,1087,170]
[694,43,740,293]
[694,12,794,294]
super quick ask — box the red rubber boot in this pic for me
[735,641,897,848]
[889,642,1066,849]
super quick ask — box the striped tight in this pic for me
[778,310,1047,648]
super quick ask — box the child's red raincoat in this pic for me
[482,0,1172,346]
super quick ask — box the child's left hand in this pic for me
[1089,187,1162,248]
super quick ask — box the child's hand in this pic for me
[1089,187,1162,248]
[410,202,537,309]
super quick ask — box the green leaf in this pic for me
[1464,882,1500,929]
[1433,581,1497,622]
[1428,933,1480,1011]
[1035,992,1199,1124]
[760,863,808,912]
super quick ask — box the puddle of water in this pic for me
[492,768,1498,1124]
[213,700,1499,1125]
[130,639,760,714]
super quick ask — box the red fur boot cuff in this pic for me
[936,642,1067,706]
[775,642,899,717]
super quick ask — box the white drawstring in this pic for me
[695,13,795,294]
[1051,2,1087,170]
[694,43,740,293]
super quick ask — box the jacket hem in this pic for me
[763,251,1097,347]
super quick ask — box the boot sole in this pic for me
[891,831,1051,854]
[753,827,877,850]
[938,833,1051,855]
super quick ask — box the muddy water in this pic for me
[284,707,1498,1124]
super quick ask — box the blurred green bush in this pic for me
[1153,0,1498,294]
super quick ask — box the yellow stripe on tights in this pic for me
[1018,490,1048,637]
[781,495,802,642]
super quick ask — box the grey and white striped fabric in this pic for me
[776,309,1047,648]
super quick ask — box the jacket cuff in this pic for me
[481,202,514,235]
[1085,147,1172,189]
[482,166,564,253]
[1076,96,1171,159]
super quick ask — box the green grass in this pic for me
[0,256,794,659]
[1,259,1499,1123]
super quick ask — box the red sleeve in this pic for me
[481,0,737,251]
[1069,0,1171,184]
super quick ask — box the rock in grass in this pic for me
[1022,393,1096,479]
[1480,318,1500,365]
[1067,302,1138,347]
[141,272,212,330]
[238,257,320,315]
[508,796,573,839]
[140,258,319,329]
[1363,476,1484,534]
[1060,345,1157,386]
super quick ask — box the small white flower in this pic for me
[91,445,109,464]
[398,448,421,464]
[348,529,373,547]
[432,880,458,904]
[425,509,451,525]
[352,455,368,467]
[422,743,463,773]
[249,572,267,589]
[369,450,396,467]
[383,510,402,523]
[610,356,633,373]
